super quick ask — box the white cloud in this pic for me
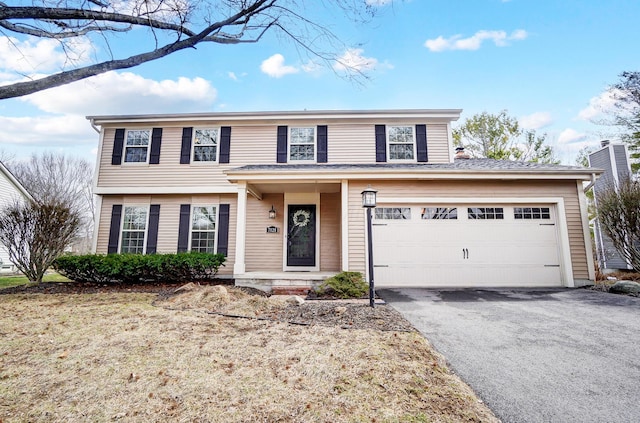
[0,114,94,146]
[260,54,299,78]
[365,0,392,5]
[21,71,217,115]
[557,128,588,145]
[333,48,382,72]
[0,36,93,74]
[577,88,629,121]
[228,72,238,81]
[519,112,553,130]
[425,29,528,52]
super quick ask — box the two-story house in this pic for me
[88,109,599,290]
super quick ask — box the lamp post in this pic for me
[361,185,377,308]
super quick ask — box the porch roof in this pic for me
[226,159,602,182]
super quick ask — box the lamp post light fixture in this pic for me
[361,185,377,308]
[268,205,277,219]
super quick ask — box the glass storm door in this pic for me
[286,204,316,267]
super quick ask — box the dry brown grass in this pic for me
[0,288,497,422]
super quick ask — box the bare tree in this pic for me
[0,0,379,99]
[596,179,640,271]
[9,153,94,252]
[0,200,80,283]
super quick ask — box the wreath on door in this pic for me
[292,209,311,227]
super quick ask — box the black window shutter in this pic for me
[180,128,192,164]
[146,205,160,254]
[217,204,230,257]
[149,128,162,164]
[177,204,191,252]
[107,204,123,254]
[416,124,428,162]
[219,126,231,164]
[317,125,328,163]
[277,126,288,163]
[112,129,125,165]
[375,125,387,162]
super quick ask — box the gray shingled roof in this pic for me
[229,158,600,173]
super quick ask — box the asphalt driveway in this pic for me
[379,288,640,423]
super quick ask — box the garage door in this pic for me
[372,205,562,287]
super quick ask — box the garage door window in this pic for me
[468,207,504,220]
[514,207,550,219]
[422,207,457,220]
[375,207,411,220]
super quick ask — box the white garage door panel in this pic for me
[373,205,562,287]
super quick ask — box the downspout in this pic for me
[583,173,597,193]
[89,118,100,134]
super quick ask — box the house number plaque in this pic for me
[266,226,279,233]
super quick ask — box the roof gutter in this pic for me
[89,118,100,134]
[583,172,598,193]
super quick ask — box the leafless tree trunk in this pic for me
[0,200,80,283]
[0,0,377,99]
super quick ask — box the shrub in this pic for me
[314,271,368,299]
[53,252,226,284]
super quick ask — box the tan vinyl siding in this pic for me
[426,124,450,163]
[98,127,235,188]
[96,194,236,276]
[347,180,590,280]
[97,122,454,190]
[326,124,376,163]
[320,192,341,271]
[245,194,284,272]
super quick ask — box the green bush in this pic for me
[53,252,226,284]
[314,271,368,299]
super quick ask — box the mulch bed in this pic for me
[0,281,416,332]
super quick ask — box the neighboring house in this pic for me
[0,161,33,273]
[588,141,634,271]
[88,109,600,290]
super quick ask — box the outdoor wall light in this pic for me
[269,205,277,219]
[361,185,377,208]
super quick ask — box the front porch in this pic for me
[234,271,337,294]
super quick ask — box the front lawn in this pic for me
[0,289,497,422]
[0,272,70,289]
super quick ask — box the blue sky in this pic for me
[0,0,638,164]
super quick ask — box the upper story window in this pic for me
[124,130,150,163]
[289,127,316,162]
[191,206,217,253]
[387,126,415,161]
[193,129,218,162]
[120,206,148,253]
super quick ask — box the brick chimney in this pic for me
[455,147,470,159]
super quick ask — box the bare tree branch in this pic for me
[0,0,377,99]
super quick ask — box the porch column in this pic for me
[234,181,247,275]
[341,179,349,271]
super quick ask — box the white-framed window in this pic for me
[468,207,504,220]
[422,207,458,220]
[387,126,415,161]
[192,128,219,162]
[190,205,217,253]
[289,127,316,162]
[514,207,551,220]
[120,206,149,253]
[124,130,151,163]
[375,207,411,220]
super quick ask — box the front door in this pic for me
[286,204,316,267]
